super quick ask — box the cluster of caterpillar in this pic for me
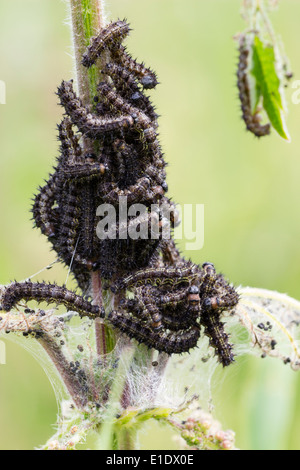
[107,252,238,367]
[1,20,239,366]
[31,19,177,289]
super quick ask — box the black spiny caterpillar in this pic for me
[1,281,100,319]
[237,36,271,138]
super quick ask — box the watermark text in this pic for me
[96,199,204,251]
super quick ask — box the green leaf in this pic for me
[251,36,290,141]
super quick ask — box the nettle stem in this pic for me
[69,0,107,105]
[39,334,88,408]
[65,0,170,449]
[68,0,115,357]
[67,1,141,449]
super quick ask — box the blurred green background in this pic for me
[1,0,300,450]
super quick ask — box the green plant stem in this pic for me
[66,0,170,450]
[116,428,137,451]
[68,0,117,359]
[91,271,116,357]
[69,0,107,105]
[38,334,88,409]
